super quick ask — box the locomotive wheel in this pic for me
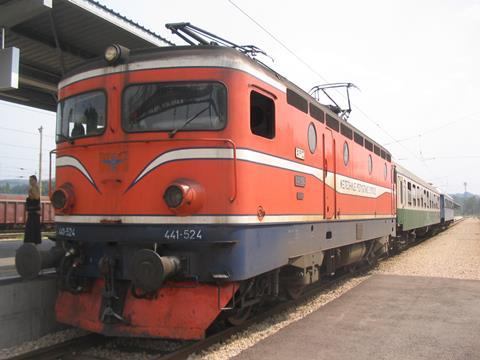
[225,279,256,325]
[285,282,306,300]
[226,305,253,326]
[281,267,306,300]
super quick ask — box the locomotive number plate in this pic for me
[164,229,203,240]
[58,226,76,237]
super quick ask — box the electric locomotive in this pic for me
[15,24,398,340]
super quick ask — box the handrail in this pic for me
[48,149,57,198]
[50,137,238,203]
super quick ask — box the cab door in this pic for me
[323,131,336,219]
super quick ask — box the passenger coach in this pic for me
[395,165,441,237]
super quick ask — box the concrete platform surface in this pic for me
[234,274,480,360]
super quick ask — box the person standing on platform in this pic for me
[24,175,41,244]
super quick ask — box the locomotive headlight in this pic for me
[163,185,184,208]
[51,183,75,212]
[51,190,66,209]
[104,44,130,65]
[163,179,205,215]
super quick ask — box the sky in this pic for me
[0,0,479,194]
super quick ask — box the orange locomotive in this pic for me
[15,24,395,340]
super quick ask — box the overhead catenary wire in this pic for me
[0,125,55,138]
[382,113,478,146]
[0,154,50,163]
[0,142,52,151]
[397,155,480,161]
[227,0,330,84]
[226,0,432,170]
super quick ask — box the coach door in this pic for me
[322,131,336,219]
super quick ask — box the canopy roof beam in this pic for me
[0,0,52,28]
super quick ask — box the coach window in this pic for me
[343,142,349,166]
[412,185,417,207]
[308,123,317,153]
[400,180,404,205]
[384,163,388,180]
[250,91,275,139]
[407,182,412,206]
[368,154,373,174]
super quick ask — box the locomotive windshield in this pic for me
[122,82,227,133]
[56,91,106,142]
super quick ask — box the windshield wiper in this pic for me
[168,106,211,138]
[56,134,74,144]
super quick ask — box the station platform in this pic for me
[0,238,60,348]
[234,274,480,360]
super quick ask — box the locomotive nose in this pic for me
[131,249,181,292]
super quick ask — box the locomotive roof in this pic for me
[60,45,391,160]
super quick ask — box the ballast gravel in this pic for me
[82,337,188,360]
[375,218,480,280]
[0,328,88,359]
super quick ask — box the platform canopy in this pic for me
[0,0,173,112]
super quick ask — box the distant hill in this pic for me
[0,179,52,196]
[0,179,28,187]
[451,193,480,216]
[450,192,476,198]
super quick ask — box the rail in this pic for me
[7,333,108,360]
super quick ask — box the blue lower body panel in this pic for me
[56,217,395,281]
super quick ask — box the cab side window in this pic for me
[250,91,275,139]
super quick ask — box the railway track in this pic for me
[0,231,54,240]
[7,333,109,360]
[0,232,23,240]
